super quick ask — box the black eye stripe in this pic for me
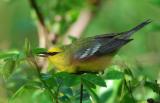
[38,52,59,57]
[46,52,59,56]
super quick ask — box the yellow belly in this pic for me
[48,53,113,73]
[75,55,113,72]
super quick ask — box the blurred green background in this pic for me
[0,0,160,103]
[0,0,37,49]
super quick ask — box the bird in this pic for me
[39,20,151,73]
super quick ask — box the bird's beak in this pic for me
[37,52,59,57]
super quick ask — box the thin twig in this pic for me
[80,79,83,103]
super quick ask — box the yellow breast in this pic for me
[48,53,76,73]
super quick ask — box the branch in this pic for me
[29,0,45,27]
[29,0,49,48]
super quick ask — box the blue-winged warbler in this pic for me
[40,20,151,73]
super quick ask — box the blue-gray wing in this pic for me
[72,36,132,60]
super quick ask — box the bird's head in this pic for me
[48,47,63,53]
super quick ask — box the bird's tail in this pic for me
[119,19,151,39]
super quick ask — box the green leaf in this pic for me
[32,48,48,55]
[32,89,53,103]
[145,80,160,95]
[41,73,53,80]
[59,95,70,102]
[55,72,81,86]
[74,88,90,102]
[41,73,58,88]
[0,51,19,60]
[82,74,106,87]
[119,92,136,103]
[83,81,100,103]
[25,81,44,89]
[104,70,124,80]
[117,80,126,102]
[10,85,26,101]
[2,58,16,79]
[100,89,113,103]
[24,39,31,56]
[124,68,134,78]
[59,86,73,97]
[17,51,26,60]
[82,78,96,89]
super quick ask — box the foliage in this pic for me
[0,43,160,103]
